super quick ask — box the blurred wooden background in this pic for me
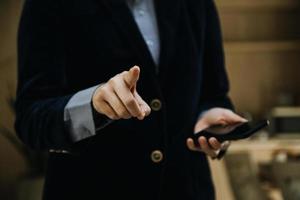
[216,0,300,118]
[0,1,25,200]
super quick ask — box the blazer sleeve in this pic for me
[198,0,234,113]
[15,0,74,151]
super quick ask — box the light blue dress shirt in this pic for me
[128,0,160,66]
[64,0,160,142]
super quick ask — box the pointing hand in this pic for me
[92,66,151,120]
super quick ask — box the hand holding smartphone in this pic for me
[192,119,270,144]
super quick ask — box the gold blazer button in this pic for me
[151,150,163,163]
[150,99,162,111]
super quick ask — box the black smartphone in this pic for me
[193,119,270,143]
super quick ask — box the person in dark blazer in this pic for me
[15,0,246,199]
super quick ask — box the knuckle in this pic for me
[108,78,118,87]
[99,84,109,93]
[95,86,105,98]
[92,92,101,102]
[125,98,135,107]
[96,90,105,99]
[118,109,128,117]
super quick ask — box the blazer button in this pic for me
[150,99,162,111]
[151,150,163,163]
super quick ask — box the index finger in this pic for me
[123,66,140,90]
[113,79,145,119]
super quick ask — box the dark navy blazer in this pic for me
[15,0,233,199]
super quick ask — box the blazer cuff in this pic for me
[64,85,112,142]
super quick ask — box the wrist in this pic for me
[91,83,106,115]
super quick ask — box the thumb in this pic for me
[223,110,248,124]
[124,66,140,90]
[194,118,210,133]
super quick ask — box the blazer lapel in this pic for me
[95,0,182,77]
[153,0,181,77]
[99,0,157,72]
